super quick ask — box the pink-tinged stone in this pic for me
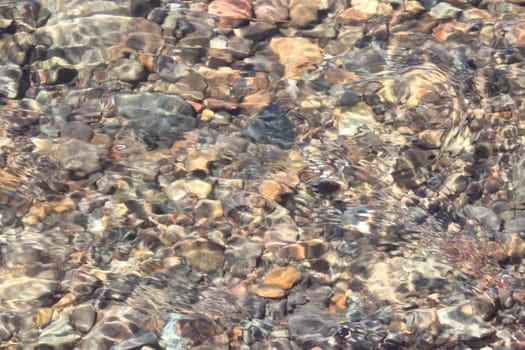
[337,8,373,25]
[269,37,323,79]
[432,21,468,42]
[208,0,253,28]
[254,0,289,22]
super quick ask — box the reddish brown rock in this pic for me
[208,0,253,28]
[337,8,373,25]
[262,266,302,290]
[269,37,323,79]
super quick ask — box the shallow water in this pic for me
[1,0,525,349]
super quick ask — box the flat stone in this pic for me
[113,58,147,83]
[269,37,323,79]
[262,266,301,290]
[70,303,97,333]
[208,0,253,28]
[242,105,296,149]
[253,0,288,22]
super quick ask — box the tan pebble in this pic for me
[512,289,525,303]
[504,234,525,259]
[201,108,215,122]
[90,132,113,148]
[486,242,507,262]
[186,248,225,273]
[262,266,301,290]
[187,179,213,199]
[330,293,347,311]
[35,307,55,327]
[22,205,49,225]
[285,243,306,260]
[133,249,154,261]
[251,284,286,299]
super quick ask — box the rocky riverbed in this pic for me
[1,0,525,349]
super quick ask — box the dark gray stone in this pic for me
[242,105,296,149]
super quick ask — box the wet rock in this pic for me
[335,103,379,136]
[34,312,80,349]
[31,57,77,85]
[262,266,302,290]
[208,0,253,28]
[430,2,462,20]
[0,277,57,312]
[60,123,93,142]
[52,138,103,177]
[165,179,212,201]
[112,58,147,83]
[225,238,264,277]
[503,233,525,259]
[70,303,96,333]
[269,37,323,79]
[235,21,278,41]
[0,62,22,98]
[464,205,501,231]
[242,105,296,149]
[289,0,319,28]
[114,92,197,147]
[437,301,496,341]
[253,0,289,22]
[111,331,159,350]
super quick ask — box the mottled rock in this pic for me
[464,205,501,231]
[430,2,462,20]
[208,0,253,28]
[242,105,296,149]
[269,37,323,79]
[437,301,495,341]
[114,92,197,147]
[52,138,103,177]
[289,0,319,28]
[0,62,22,98]
[262,266,302,290]
[61,123,93,142]
[70,303,96,333]
[113,58,147,83]
[34,312,80,349]
[253,0,289,22]
[0,277,57,312]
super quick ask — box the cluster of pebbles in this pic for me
[1,0,525,348]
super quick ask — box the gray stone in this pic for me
[242,105,296,149]
[70,303,97,333]
[464,205,501,231]
[0,62,22,98]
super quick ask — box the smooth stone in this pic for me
[53,138,102,177]
[437,303,495,341]
[34,312,80,349]
[262,266,301,290]
[289,0,319,28]
[251,284,286,299]
[110,331,159,350]
[505,218,525,232]
[242,105,296,149]
[503,234,525,259]
[253,0,288,22]
[336,103,378,136]
[208,0,253,28]
[430,2,462,20]
[70,303,97,333]
[225,238,264,277]
[113,58,147,83]
[0,277,58,312]
[185,248,225,273]
[269,37,323,79]
[463,205,501,231]
[61,123,93,142]
[114,92,194,119]
[0,62,22,98]
[166,179,212,201]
